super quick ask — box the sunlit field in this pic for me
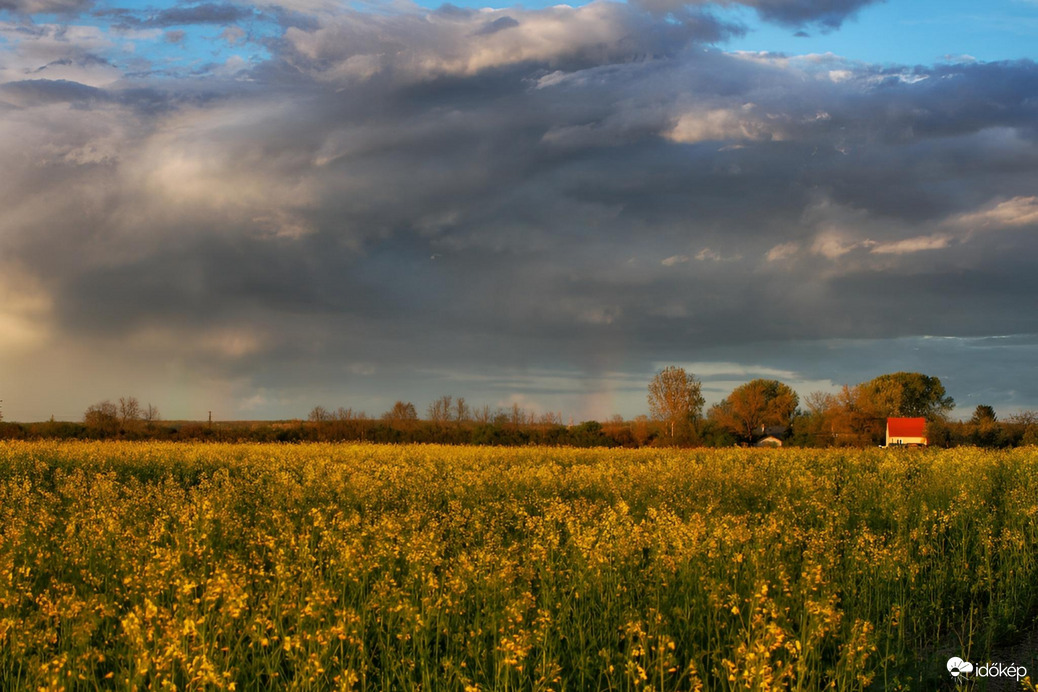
[1,442,1037,690]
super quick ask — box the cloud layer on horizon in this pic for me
[2,0,1038,420]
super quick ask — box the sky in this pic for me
[1,0,1038,422]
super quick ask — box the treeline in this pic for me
[0,413,634,447]
[5,408,1035,448]
[2,372,1037,447]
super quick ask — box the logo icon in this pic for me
[947,657,974,678]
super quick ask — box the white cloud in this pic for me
[810,231,869,259]
[870,234,950,255]
[0,22,120,87]
[765,242,798,261]
[535,70,570,89]
[281,3,685,84]
[661,254,690,266]
[952,196,1038,231]
[693,248,741,262]
[126,101,320,240]
[665,105,783,144]
[663,361,800,380]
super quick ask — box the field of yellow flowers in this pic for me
[1,442,1037,690]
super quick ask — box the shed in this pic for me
[885,417,927,446]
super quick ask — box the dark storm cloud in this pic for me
[631,0,882,29]
[146,2,254,26]
[1,77,106,105]
[0,0,92,14]
[27,53,114,72]
[474,16,519,36]
[738,0,882,28]
[0,77,194,115]
[96,2,260,30]
[267,4,740,85]
[4,1,1038,418]
[147,1,254,26]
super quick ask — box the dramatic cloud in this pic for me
[102,2,258,29]
[276,3,737,83]
[732,0,881,28]
[2,0,1038,420]
[0,0,92,14]
[869,234,950,255]
[632,0,882,28]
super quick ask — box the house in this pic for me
[885,417,927,446]
[752,425,788,447]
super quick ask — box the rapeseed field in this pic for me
[1,442,1036,690]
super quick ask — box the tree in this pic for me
[508,403,528,428]
[427,395,454,425]
[631,414,653,446]
[334,407,363,421]
[454,397,471,424]
[709,379,799,443]
[647,366,704,441]
[970,405,997,424]
[539,411,563,426]
[474,404,494,425]
[308,406,333,422]
[119,396,141,425]
[382,401,417,423]
[859,372,954,420]
[828,384,890,445]
[84,400,119,435]
[799,391,837,445]
[967,404,1001,447]
[143,403,160,423]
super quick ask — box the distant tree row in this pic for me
[2,372,1037,447]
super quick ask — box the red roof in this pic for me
[887,417,927,437]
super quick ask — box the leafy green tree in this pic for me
[970,405,997,424]
[860,372,954,420]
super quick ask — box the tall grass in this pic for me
[1,442,1036,690]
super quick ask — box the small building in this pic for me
[752,425,788,447]
[885,417,927,446]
